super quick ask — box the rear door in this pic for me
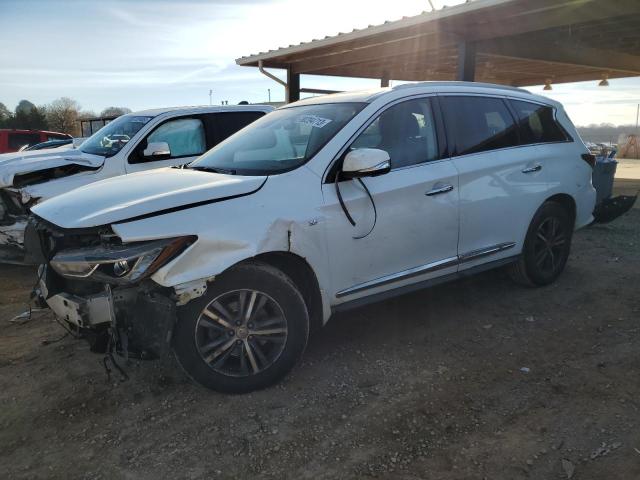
[208,111,266,145]
[322,96,460,302]
[440,95,548,270]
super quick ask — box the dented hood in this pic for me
[0,149,104,188]
[32,167,266,229]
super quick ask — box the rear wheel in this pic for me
[509,201,573,286]
[173,263,309,393]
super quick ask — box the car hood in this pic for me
[32,167,267,229]
[0,148,104,188]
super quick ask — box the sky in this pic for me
[1,0,639,126]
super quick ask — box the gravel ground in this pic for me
[1,199,638,479]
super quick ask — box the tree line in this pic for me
[576,123,639,145]
[0,98,131,137]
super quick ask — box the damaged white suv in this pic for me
[27,82,596,393]
[0,105,272,263]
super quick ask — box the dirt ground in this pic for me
[1,179,639,480]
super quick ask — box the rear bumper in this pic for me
[575,184,597,230]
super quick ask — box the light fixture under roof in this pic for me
[543,79,553,91]
[599,73,610,87]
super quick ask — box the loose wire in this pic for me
[334,171,378,239]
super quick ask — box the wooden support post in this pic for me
[381,72,390,87]
[457,41,476,82]
[286,67,300,103]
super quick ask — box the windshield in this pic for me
[80,115,153,157]
[190,103,365,175]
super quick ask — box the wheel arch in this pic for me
[544,193,577,228]
[244,251,325,334]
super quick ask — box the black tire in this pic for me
[509,201,573,287]
[173,262,309,393]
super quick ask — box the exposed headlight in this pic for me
[50,236,195,283]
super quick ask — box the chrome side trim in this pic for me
[335,256,458,298]
[335,242,517,298]
[458,242,516,263]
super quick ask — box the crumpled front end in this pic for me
[27,216,193,358]
[0,189,32,263]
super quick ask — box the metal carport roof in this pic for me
[237,0,640,102]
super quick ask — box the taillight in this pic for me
[581,153,596,168]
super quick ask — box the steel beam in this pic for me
[286,67,300,103]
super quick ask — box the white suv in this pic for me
[27,82,596,393]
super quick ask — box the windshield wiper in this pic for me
[188,165,237,175]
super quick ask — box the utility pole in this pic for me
[268,88,271,102]
[209,89,213,106]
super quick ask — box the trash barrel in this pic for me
[592,158,618,205]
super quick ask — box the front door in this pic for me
[322,97,459,303]
[126,116,207,173]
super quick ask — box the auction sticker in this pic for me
[296,115,332,128]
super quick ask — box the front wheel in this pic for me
[173,263,309,393]
[509,201,573,286]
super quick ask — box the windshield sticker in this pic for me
[296,115,332,129]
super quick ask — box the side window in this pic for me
[210,111,265,145]
[510,100,568,144]
[8,133,41,150]
[139,118,206,162]
[441,96,519,156]
[349,98,439,169]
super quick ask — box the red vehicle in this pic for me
[0,129,72,154]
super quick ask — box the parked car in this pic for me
[0,105,273,262]
[26,82,596,393]
[21,139,74,151]
[0,129,72,154]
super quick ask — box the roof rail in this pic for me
[393,81,531,94]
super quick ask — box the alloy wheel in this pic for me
[194,289,288,377]
[532,216,567,275]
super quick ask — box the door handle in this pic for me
[522,164,542,173]
[425,184,454,196]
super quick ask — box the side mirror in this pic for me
[143,141,171,159]
[342,148,390,179]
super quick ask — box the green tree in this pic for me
[29,105,49,130]
[15,99,35,115]
[10,100,48,130]
[0,102,12,127]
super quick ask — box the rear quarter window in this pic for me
[509,99,569,144]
